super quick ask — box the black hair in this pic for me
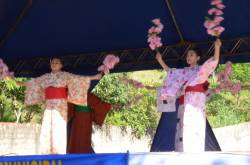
[50,57,63,65]
[188,47,202,58]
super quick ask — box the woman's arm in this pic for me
[213,39,222,60]
[89,73,103,81]
[155,52,169,72]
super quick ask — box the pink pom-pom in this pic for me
[147,18,164,50]
[205,0,225,37]
[97,54,120,74]
[103,54,120,70]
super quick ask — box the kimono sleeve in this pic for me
[67,73,91,106]
[24,77,45,106]
[189,57,219,86]
[161,68,187,99]
[88,93,111,126]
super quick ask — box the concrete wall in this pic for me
[213,122,250,152]
[0,122,249,155]
[0,122,40,155]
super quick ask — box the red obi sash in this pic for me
[45,87,68,99]
[179,95,185,105]
[179,81,209,105]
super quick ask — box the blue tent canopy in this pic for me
[0,0,250,76]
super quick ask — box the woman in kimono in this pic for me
[155,39,222,152]
[17,57,102,154]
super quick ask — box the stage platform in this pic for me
[1,152,250,165]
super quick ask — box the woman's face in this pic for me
[50,58,62,72]
[186,50,200,66]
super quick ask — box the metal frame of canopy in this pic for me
[4,37,250,77]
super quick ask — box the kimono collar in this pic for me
[189,65,199,70]
[50,71,62,75]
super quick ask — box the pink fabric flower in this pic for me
[97,54,119,74]
[148,27,163,34]
[148,35,162,50]
[204,20,217,29]
[213,26,225,34]
[211,0,222,5]
[207,29,217,36]
[214,16,224,23]
[208,8,223,16]
[148,27,155,34]
[152,18,161,26]
[216,4,225,9]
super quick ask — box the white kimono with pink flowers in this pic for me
[25,71,90,154]
[161,57,218,152]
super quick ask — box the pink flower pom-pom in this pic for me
[205,0,225,37]
[97,54,120,74]
[147,18,164,50]
[103,54,120,70]
[148,35,162,50]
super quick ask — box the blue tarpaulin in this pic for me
[1,152,250,165]
[0,0,249,76]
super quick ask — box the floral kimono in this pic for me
[161,57,218,152]
[25,71,90,154]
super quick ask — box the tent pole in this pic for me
[0,0,33,48]
[164,0,185,43]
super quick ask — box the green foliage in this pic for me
[93,73,132,105]
[93,71,164,138]
[207,90,250,128]
[0,78,42,123]
[207,63,250,127]
[231,63,250,84]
